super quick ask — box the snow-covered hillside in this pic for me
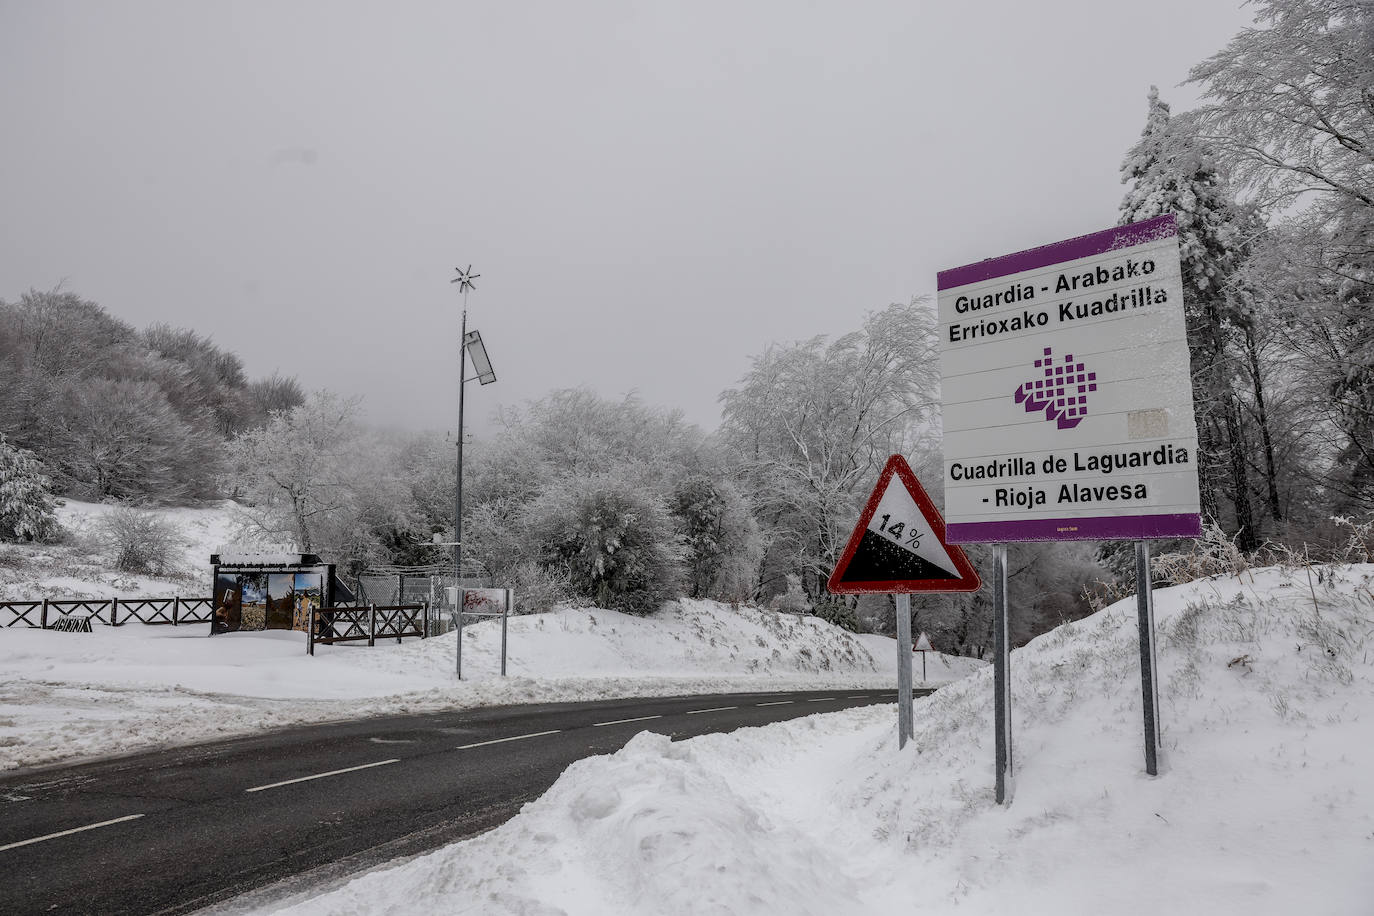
[0,500,983,770]
[268,564,1374,916]
[0,499,242,601]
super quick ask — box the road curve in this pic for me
[0,688,929,915]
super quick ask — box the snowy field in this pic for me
[0,499,243,602]
[0,501,981,771]
[259,564,1374,916]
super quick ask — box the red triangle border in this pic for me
[826,455,982,594]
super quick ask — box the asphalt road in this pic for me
[0,688,929,915]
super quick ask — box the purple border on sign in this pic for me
[947,512,1202,544]
[937,214,1177,291]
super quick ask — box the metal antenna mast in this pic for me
[450,264,479,678]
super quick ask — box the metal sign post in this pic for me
[827,456,982,752]
[993,544,1013,804]
[895,594,914,747]
[914,631,934,682]
[456,603,464,678]
[455,587,512,679]
[500,594,509,677]
[1136,540,1161,775]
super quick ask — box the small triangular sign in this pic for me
[827,455,981,594]
[914,631,935,652]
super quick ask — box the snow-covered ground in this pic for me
[0,501,982,771]
[0,499,242,601]
[262,564,1374,916]
[0,601,982,771]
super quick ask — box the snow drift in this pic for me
[270,564,1374,916]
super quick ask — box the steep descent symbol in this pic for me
[827,455,981,594]
[1013,346,1097,430]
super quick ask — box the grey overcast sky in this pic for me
[1,1,1254,437]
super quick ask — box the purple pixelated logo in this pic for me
[1013,347,1097,430]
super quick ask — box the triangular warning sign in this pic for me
[914,631,935,652]
[827,455,981,594]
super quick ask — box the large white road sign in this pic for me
[937,214,1201,542]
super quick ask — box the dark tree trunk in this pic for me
[1243,324,1282,521]
[1223,391,1259,552]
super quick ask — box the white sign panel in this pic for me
[936,214,1201,542]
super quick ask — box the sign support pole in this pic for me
[456,594,464,680]
[895,593,914,748]
[825,455,981,757]
[993,544,1013,805]
[500,589,509,677]
[1136,540,1161,775]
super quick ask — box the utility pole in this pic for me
[451,265,477,678]
[448,265,497,679]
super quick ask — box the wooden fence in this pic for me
[308,602,429,655]
[2,596,432,659]
[0,596,214,629]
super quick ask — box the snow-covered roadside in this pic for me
[0,502,989,774]
[268,564,1374,916]
[0,600,981,772]
[1,499,983,771]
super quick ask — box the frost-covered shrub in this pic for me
[509,559,575,615]
[96,504,181,575]
[670,475,762,601]
[1152,521,1252,584]
[0,436,59,542]
[1328,516,1374,563]
[526,474,685,615]
[768,574,810,614]
[813,598,860,633]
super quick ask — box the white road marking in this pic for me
[245,759,400,793]
[756,701,792,707]
[0,814,144,853]
[456,730,561,749]
[807,697,838,702]
[685,706,738,715]
[592,715,662,727]
[847,695,867,699]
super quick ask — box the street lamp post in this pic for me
[450,265,496,679]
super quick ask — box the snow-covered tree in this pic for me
[1187,0,1372,216]
[670,475,762,601]
[525,472,686,615]
[720,300,941,600]
[225,391,364,553]
[768,574,810,614]
[0,436,59,542]
[456,389,731,611]
[48,377,219,503]
[0,289,305,504]
[1119,87,1264,550]
[1189,0,1374,517]
[244,373,307,427]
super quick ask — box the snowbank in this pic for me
[272,564,1374,916]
